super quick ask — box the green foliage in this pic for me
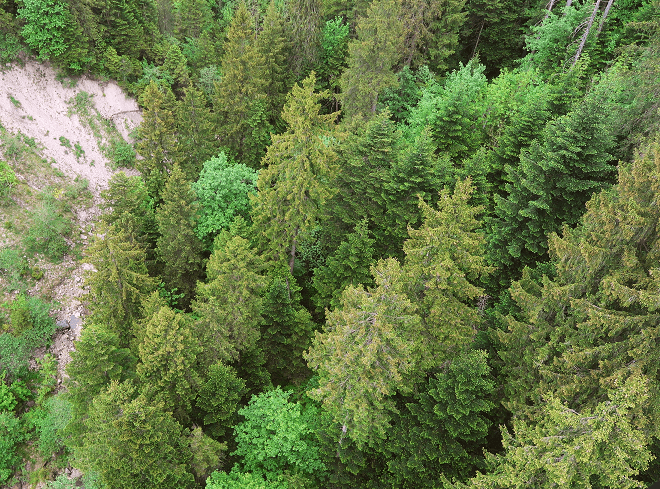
[384,350,495,486]
[108,138,136,168]
[312,219,375,311]
[306,258,417,447]
[45,474,78,489]
[260,268,315,382]
[447,375,653,489]
[193,234,266,364]
[192,152,257,244]
[136,301,200,420]
[339,0,404,119]
[76,380,195,489]
[0,371,29,412]
[195,362,245,438]
[251,72,339,271]
[155,163,205,307]
[206,469,287,489]
[23,201,72,261]
[84,221,156,341]
[213,2,271,167]
[32,394,72,458]
[0,160,16,201]
[233,387,326,481]
[0,411,24,485]
[316,17,349,106]
[188,426,226,485]
[18,0,74,60]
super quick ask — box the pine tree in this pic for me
[339,0,404,119]
[256,0,291,132]
[192,234,266,365]
[250,72,339,272]
[175,85,217,181]
[84,220,156,344]
[137,301,200,421]
[136,80,179,200]
[213,2,270,167]
[155,163,205,308]
[76,381,195,489]
[306,258,419,447]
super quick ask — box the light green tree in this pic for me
[251,72,339,272]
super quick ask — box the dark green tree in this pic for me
[195,362,245,438]
[174,0,213,39]
[259,267,315,383]
[76,381,195,489]
[339,0,404,119]
[193,234,266,365]
[155,163,205,308]
[213,2,270,167]
[256,0,291,132]
[136,80,179,200]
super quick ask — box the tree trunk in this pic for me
[572,0,602,67]
[596,0,615,34]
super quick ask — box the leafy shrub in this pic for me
[23,202,72,260]
[9,293,33,334]
[0,411,24,485]
[0,160,17,201]
[46,474,77,489]
[0,247,29,291]
[0,372,30,412]
[108,139,136,168]
[32,395,72,457]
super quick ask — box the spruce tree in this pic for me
[287,0,323,77]
[250,72,339,272]
[401,178,492,371]
[195,362,245,438]
[213,2,270,167]
[136,81,179,200]
[312,219,375,312]
[306,258,418,447]
[256,0,291,132]
[176,83,217,181]
[76,381,195,489]
[488,91,618,288]
[174,0,213,39]
[84,220,156,344]
[192,234,266,365]
[155,163,205,308]
[259,267,315,383]
[339,0,404,119]
[137,301,200,421]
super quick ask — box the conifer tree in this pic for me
[174,0,213,39]
[496,138,660,427]
[195,362,245,438]
[312,219,375,312]
[155,163,205,308]
[251,73,339,272]
[137,301,200,421]
[384,350,495,486]
[84,220,156,344]
[256,1,291,132]
[76,381,195,489]
[162,42,191,91]
[488,91,618,287]
[192,234,266,365]
[176,84,217,181]
[65,324,137,447]
[339,0,404,119]
[136,80,179,200]
[213,2,270,167]
[306,258,418,447]
[287,0,323,76]
[259,268,315,383]
[401,178,492,371]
